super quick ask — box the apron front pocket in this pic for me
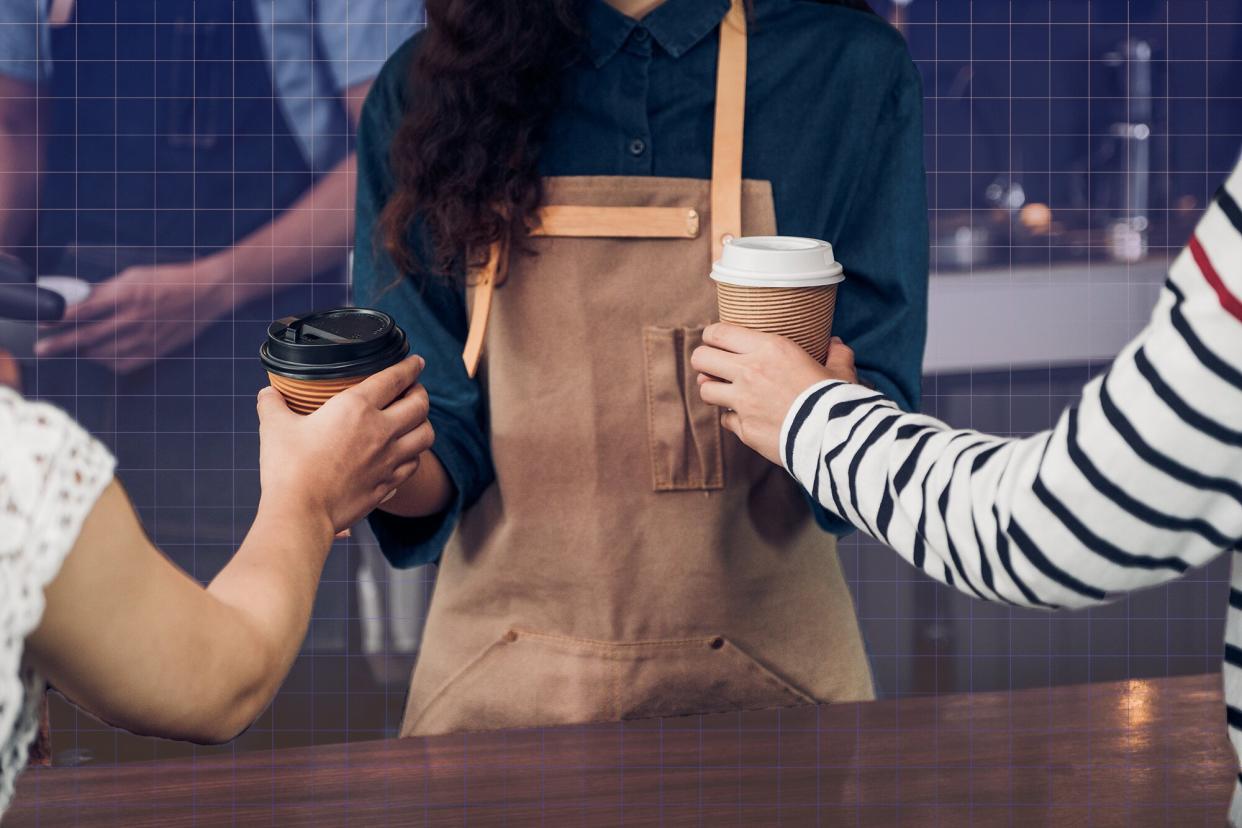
[407,629,815,735]
[642,325,725,492]
[615,634,818,720]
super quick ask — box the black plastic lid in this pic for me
[259,308,409,380]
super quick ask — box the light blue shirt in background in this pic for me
[0,0,425,172]
[0,0,49,84]
[251,0,425,171]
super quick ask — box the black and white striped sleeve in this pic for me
[782,161,1242,611]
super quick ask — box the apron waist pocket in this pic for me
[406,629,816,736]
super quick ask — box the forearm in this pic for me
[199,156,357,311]
[30,482,336,743]
[0,131,40,249]
[27,347,430,743]
[380,450,454,518]
[784,346,1240,613]
[782,381,1083,610]
[199,498,335,736]
[0,82,44,251]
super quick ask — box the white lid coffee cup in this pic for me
[37,276,92,308]
[710,236,845,289]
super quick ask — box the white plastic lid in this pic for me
[710,236,845,288]
[36,276,93,308]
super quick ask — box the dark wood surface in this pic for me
[8,674,1235,826]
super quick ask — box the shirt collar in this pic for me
[582,0,732,67]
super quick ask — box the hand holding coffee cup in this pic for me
[710,237,844,364]
[260,308,410,414]
[692,326,855,467]
[256,354,433,534]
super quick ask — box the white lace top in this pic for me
[0,388,114,818]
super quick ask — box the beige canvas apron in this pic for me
[401,0,873,737]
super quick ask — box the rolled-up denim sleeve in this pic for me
[352,37,494,568]
[0,1,49,83]
[809,47,929,537]
[314,0,425,92]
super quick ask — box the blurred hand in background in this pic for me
[34,260,228,373]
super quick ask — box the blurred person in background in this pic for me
[0,1,431,737]
[0,0,423,569]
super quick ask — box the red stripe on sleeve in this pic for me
[1189,233,1242,323]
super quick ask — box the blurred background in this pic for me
[0,0,1238,765]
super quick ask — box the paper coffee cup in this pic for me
[710,236,844,364]
[259,307,409,415]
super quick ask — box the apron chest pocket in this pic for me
[641,325,725,492]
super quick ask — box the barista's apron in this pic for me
[402,0,873,736]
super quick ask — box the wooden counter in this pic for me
[8,673,1234,826]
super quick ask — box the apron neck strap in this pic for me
[710,0,748,263]
[462,1,749,378]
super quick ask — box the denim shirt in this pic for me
[354,0,930,567]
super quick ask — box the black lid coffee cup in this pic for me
[260,307,408,380]
[260,307,409,414]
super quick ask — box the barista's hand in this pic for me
[255,356,434,535]
[691,323,857,467]
[35,260,229,373]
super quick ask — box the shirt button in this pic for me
[633,27,649,43]
[628,138,647,156]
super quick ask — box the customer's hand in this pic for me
[255,356,434,534]
[691,323,857,467]
[35,260,229,373]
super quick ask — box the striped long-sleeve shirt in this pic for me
[782,159,1242,823]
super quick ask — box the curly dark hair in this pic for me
[378,0,877,283]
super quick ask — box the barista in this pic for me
[354,0,929,733]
